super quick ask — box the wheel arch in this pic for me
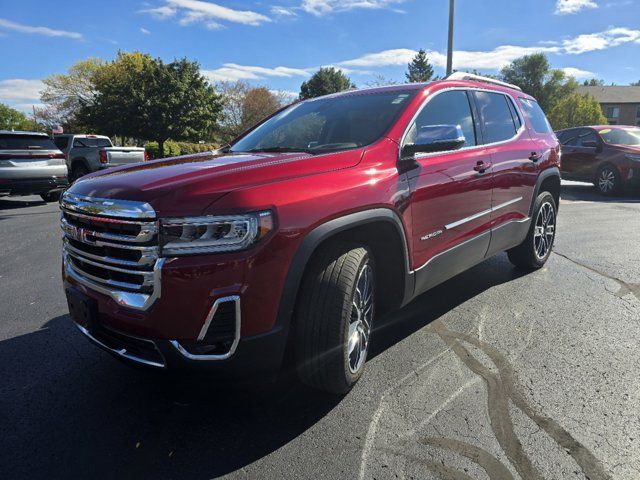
[530,167,560,216]
[275,208,414,333]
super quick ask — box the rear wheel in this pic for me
[40,191,61,202]
[507,191,556,269]
[295,243,374,394]
[71,163,89,182]
[596,165,621,195]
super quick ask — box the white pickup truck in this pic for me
[53,134,147,181]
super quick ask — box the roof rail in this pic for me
[446,72,522,92]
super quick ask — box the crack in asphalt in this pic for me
[421,321,612,480]
[553,251,640,301]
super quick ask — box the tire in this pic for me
[71,163,89,182]
[595,165,621,196]
[295,243,375,394]
[507,191,557,269]
[40,191,61,202]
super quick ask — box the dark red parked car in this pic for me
[556,125,640,195]
[61,73,561,393]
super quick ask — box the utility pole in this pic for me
[446,0,455,77]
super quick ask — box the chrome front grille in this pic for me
[61,193,163,310]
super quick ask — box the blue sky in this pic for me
[1,0,639,113]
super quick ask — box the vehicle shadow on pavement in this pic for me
[370,254,530,359]
[0,314,341,479]
[561,183,640,203]
[0,197,47,210]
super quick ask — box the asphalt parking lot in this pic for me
[1,182,639,480]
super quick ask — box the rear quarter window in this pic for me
[54,136,69,149]
[519,98,553,134]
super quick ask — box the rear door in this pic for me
[406,88,494,294]
[562,128,600,181]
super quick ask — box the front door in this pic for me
[405,89,494,295]
[560,128,600,181]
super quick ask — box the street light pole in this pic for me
[446,0,455,77]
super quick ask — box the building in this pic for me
[576,86,640,126]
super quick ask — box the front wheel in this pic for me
[507,191,557,269]
[295,244,374,394]
[40,191,61,202]
[596,165,621,195]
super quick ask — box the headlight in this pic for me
[160,211,274,256]
[625,154,640,162]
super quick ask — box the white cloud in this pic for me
[203,64,311,82]
[0,18,82,39]
[555,0,598,14]
[300,0,407,16]
[270,6,297,16]
[141,0,270,27]
[562,27,640,54]
[140,27,151,34]
[559,67,594,78]
[0,79,44,103]
[339,45,561,71]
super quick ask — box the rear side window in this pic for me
[474,91,518,144]
[54,136,69,149]
[519,98,553,134]
[0,134,57,150]
[406,90,477,148]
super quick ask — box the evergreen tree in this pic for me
[405,50,434,83]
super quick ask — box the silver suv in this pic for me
[0,131,68,202]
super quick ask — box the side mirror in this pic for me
[402,125,466,158]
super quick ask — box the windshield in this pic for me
[230,91,416,154]
[598,127,640,146]
[0,134,57,150]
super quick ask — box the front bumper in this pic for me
[0,175,68,196]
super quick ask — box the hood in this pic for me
[67,149,363,217]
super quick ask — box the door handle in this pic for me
[529,152,541,162]
[473,160,492,174]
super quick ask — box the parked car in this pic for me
[0,130,68,202]
[60,73,561,393]
[556,125,640,195]
[53,134,148,181]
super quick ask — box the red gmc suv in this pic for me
[61,73,561,394]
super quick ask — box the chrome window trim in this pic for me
[444,196,523,230]
[61,192,156,219]
[399,87,527,161]
[170,295,241,361]
[63,252,166,311]
[74,323,166,368]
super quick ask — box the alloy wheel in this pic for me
[598,168,616,194]
[348,263,373,374]
[534,201,555,260]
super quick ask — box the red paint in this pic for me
[63,79,559,347]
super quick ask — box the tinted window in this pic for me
[73,138,90,147]
[576,129,598,147]
[0,134,57,150]
[96,138,112,147]
[475,91,517,143]
[406,90,477,148]
[231,91,416,154]
[519,98,553,134]
[54,136,69,149]
[559,130,578,146]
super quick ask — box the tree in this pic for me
[547,93,607,130]
[631,80,640,86]
[241,87,281,134]
[405,49,434,83]
[582,78,605,86]
[0,103,33,130]
[365,74,400,87]
[500,53,578,112]
[216,81,282,140]
[40,58,105,131]
[299,67,355,100]
[81,52,223,157]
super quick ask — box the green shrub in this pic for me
[144,140,218,159]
